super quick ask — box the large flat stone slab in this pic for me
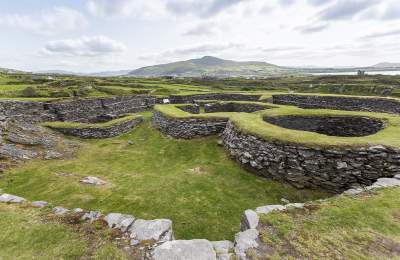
[0,193,26,203]
[153,239,216,260]
[129,219,173,242]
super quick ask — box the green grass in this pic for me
[0,204,126,259]
[0,112,327,241]
[258,188,400,259]
[42,114,141,129]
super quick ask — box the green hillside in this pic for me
[128,56,292,78]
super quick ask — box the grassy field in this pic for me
[0,112,327,241]
[0,204,127,259]
[258,188,400,259]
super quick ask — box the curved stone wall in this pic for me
[49,116,143,139]
[264,115,384,137]
[151,111,227,139]
[272,94,400,114]
[177,104,200,114]
[0,95,155,124]
[222,122,400,192]
[168,93,262,104]
[204,102,268,113]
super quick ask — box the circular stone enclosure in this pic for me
[264,115,385,137]
[204,102,268,113]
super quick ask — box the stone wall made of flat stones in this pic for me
[0,95,156,124]
[264,115,384,137]
[51,116,143,139]
[151,111,227,139]
[204,102,268,113]
[272,94,400,114]
[222,121,400,192]
[168,93,262,104]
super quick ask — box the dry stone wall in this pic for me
[151,111,227,139]
[48,95,155,123]
[168,93,262,104]
[49,116,143,139]
[273,94,400,114]
[222,122,400,192]
[204,102,268,113]
[0,95,155,124]
[264,115,384,137]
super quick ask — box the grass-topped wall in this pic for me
[152,102,272,139]
[43,114,143,139]
[153,102,400,191]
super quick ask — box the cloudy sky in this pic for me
[0,0,399,72]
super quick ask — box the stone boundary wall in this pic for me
[151,111,227,139]
[272,94,400,114]
[0,95,156,124]
[264,115,384,137]
[0,101,56,123]
[222,121,400,192]
[48,95,155,123]
[204,102,268,113]
[2,175,399,259]
[168,93,262,104]
[177,104,200,114]
[49,116,143,139]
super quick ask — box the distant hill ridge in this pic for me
[128,56,291,78]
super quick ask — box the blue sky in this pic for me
[0,0,399,72]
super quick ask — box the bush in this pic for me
[21,87,38,97]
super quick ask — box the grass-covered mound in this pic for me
[42,114,141,130]
[0,112,327,240]
[230,105,400,148]
[257,188,400,259]
[0,204,127,259]
[154,102,400,148]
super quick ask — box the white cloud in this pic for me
[86,0,166,18]
[43,36,127,57]
[0,7,87,35]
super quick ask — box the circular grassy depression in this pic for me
[264,115,385,137]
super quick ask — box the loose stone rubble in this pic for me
[80,176,107,186]
[0,175,399,260]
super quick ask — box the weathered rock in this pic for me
[31,201,49,208]
[153,239,216,260]
[80,176,107,186]
[344,188,364,195]
[234,229,259,259]
[255,205,286,215]
[240,209,259,231]
[104,213,135,232]
[82,211,103,223]
[129,219,173,243]
[72,208,84,213]
[53,207,69,215]
[44,151,63,160]
[367,178,400,189]
[212,240,234,260]
[286,203,305,209]
[0,144,38,160]
[0,193,26,203]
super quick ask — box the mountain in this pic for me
[35,70,131,77]
[128,56,292,78]
[372,62,400,68]
[0,67,25,74]
[87,70,132,77]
